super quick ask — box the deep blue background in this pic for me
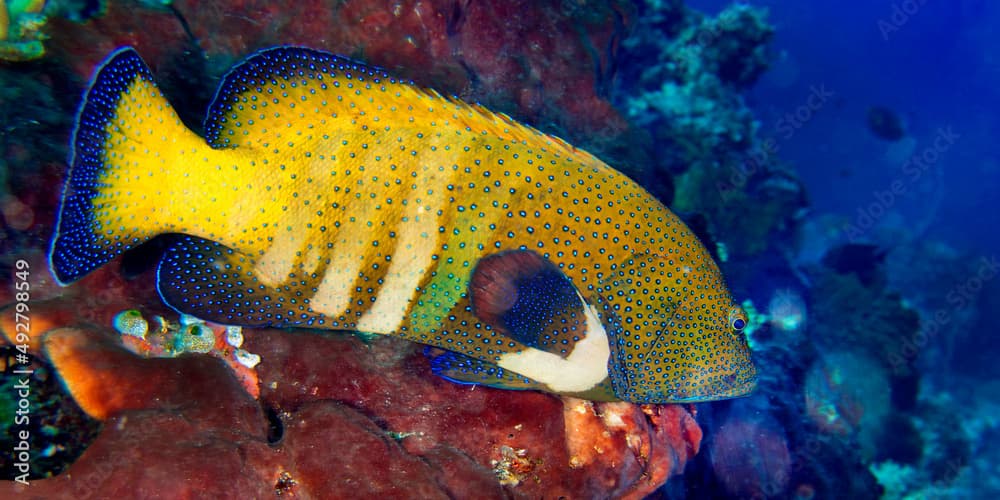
[690,0,999,256]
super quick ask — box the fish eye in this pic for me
[728,306,748,332]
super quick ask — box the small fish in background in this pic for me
[49,47,756,404]
[866,105,906,141]
[821,243,888,287]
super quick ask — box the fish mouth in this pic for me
[670,375,758,403]
[679,368,759,403]
[628,368,758,404]
[718,373,759,400]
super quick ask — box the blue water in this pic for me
[695,0,999,255]
[681,2,1000,498]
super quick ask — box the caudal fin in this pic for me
[50,47,190,284]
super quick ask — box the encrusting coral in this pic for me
[0,303,704,497]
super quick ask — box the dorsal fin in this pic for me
[203,47,395,149]
[203,46,601,163]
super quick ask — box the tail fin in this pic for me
[50,47,191,284]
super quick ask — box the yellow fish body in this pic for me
[50,47,756,403]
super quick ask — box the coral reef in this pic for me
[43,0,638,158]
[709,415,791,498]
[809,270,921,376]
[676,389,885,499]
[803,350,890,458]
[614,2,806,258]
[113,310,261,398]
[0,310,703,497]
[617,2,771,171]
[7,0,982,498]
[675,163,808,257]
[869,392,977,498]
[621,2,770,170]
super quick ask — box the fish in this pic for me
[49,46,756,403]
[866,106,906,142]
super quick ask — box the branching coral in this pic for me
[612,3,801,258]
[619,3,773,175]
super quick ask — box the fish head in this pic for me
[604,251,757,403]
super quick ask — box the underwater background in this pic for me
[1,0,997,498]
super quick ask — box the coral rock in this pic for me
[47,0,634,149]
[1,321,702,497]
[710,417,791,498]
[250,329,701,498]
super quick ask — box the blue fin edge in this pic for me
[203,46,396,148]
[425,347,538,391]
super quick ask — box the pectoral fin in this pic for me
[469,249,589,356]
[155,235,337,328]
[460,249,617,397]
[426,348,548,391]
